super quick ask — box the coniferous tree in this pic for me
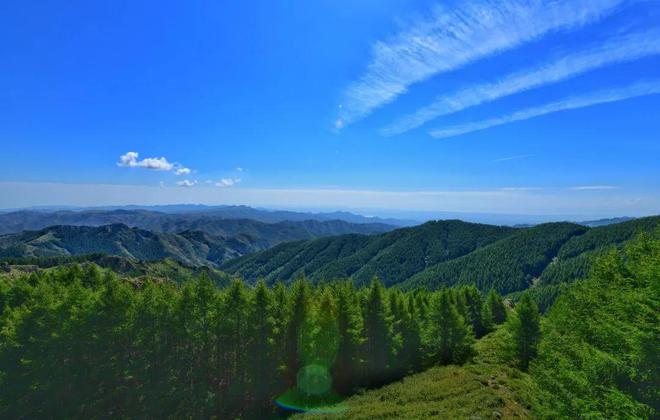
[362,279,394,388]
[222,280,249,416]
[425,290,474,365]
[400,294,423,374]
[284,280,311,389]
[246,281,277,417]
[483,289,507,333]
[460,285,487,338]
[510,293,541,371]
[332,282,363,394]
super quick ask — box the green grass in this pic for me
[294,327,537,419]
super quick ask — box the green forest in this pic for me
[1,232,658,418]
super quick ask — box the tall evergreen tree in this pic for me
[425,290,474,365]
[284,280,311,389]
[510,293,541,371]
[362,279,393,388]
[483,289,507,332]
[400,294,423,374]
[332,282,363,394]
[460,286,487,338]
[246,281,277,417]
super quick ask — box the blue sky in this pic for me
[1,0,659,218]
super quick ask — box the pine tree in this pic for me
[246,281,277,417]
[362,279,393,388]
[284,280,311,389]
[460,286,487,338]
[483,289,507,333]
[332,282,363,394]
[510,293,541,371]
[425,290,474,365]
[400,294,423,374]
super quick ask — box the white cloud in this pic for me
[176,179,197,187]
[236,167,244,172]
[117,151,174,171]
[383,29,660,135]
[493,155,533,163]
[430,80,660,138]
[339,0,627,126]
[175,167,191,176]
[216,178,241,187]
[570,185,620,190]
[501,187,543,191]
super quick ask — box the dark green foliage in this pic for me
[532,233,660,418]
[221,218,659,297]
[362,279,396,387]
[222,220,516,286]
[0,266,478,418]
[507,284,563,313]
[425,290,474,365]
[404,222,587,294]
[538,215,660,285]
[332,282,364,394]
[509,293,541,371]
[458,285,488,338]
[482,289,507,331]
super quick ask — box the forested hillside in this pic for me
[0,224,258,266]
[0,254,233,287]
[0,265,505,418]
[224,217,660,296]
[402,222,586,294]
[0,215,394,267]
[221,220,516,286]
[2,234,656,418]
[296,233,659,419]
[537,215,660,285]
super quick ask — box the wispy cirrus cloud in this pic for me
[429,80,660,138]
[338,0,628,127]
[501,187,543,191]
[570,185,620,190]
[493,154,533,163]
[383,29,660,135]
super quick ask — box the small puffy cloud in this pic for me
[118,152,139,167]
[175,167,191,176]
[117,151,174,171]
[176,179,197,187]
[216,178,241,187]
[236,167,244,172]
[334,118,345,130]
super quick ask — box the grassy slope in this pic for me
[296,327,537,419]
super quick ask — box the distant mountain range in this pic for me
[577,216,635,227]
[0,205,415,228]
[0,208,396,237]
[0,215,394,266]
